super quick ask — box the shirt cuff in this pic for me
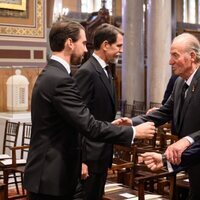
[131,126,136,144]
[185,136,194,144]
[167,161,174,172]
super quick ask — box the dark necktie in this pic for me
[105,66,114,97]
[180,82,188,106]
[178,82,189,123]
[105,66,112,83]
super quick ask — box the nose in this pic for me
[169,57,174,65]
[84,45,88,53]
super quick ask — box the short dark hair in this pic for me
[93,23,124,50]
[49,21,85,52]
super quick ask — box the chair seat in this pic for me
[0,159,26,166]
[0,154,11,160]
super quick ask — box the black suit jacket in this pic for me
[132,68,200,198]
[75,56,116,173]
[24,59,133,196]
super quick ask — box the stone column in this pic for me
[121,0,145,105]
[146,0,172,107]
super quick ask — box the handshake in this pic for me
[112,117,156,140]
[112,118,192,171]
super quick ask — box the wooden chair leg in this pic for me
[13,172,20,194]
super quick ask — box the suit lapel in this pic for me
[90,57,115,104]
[177,68,200,132]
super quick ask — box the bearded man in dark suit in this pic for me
[74,24,123,200]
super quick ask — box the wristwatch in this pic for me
[162,154,167,165]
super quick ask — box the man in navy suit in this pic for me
[74,24,123,200]
[24,21,155,200]
[141,138,200,172]
[113,33,200,200]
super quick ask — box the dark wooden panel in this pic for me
[34,50,43,59]
[0,50,30,59]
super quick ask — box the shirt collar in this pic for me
[185,68,198,86]
[51,55,71,74]
[92,53,107,69]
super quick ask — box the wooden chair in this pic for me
[124,104,134,117]
[20,122,32,159]
[132,128,178,199]
[1,122,32,199]
[0,120,20,194]
[1,120,20,157]
[149,101,162,108]
[107,144,176,200]
[129,147,176,200]
[116,100,127,117]
[3,145,30,199]
[0,183,6,200]
[134,170,176,200]
[132,100,146,117]
[108,145,137,186]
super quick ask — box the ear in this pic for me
[65,38,74,50]
[190,51,196,62]
[102,40,109,51]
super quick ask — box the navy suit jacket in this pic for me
[174,140,200,172]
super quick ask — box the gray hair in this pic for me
[174,33,200,63]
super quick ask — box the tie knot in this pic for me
[105,66,111,76]
[182,82,189,92]
[105,65,109,72]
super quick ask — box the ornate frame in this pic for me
[0,0,26,11]
[0,0,45,41]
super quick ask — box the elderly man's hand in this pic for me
[146,107,159,115]
[165,137,191,165]
[135,122,156,139]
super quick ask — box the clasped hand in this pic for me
[112,118,156,139]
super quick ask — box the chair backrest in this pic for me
[113,145,137,163]
[117,100,127,117]
[149,101,162,108]
[21,122,32,159]
[2,120,20,154]
[132,100,146,117]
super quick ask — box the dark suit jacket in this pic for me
[162,74,178,105]
[74,56,116,173]
[24,59,133,196]
[132,68,200,198]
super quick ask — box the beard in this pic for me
[70,52,83,66]
[109,56,119,64]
